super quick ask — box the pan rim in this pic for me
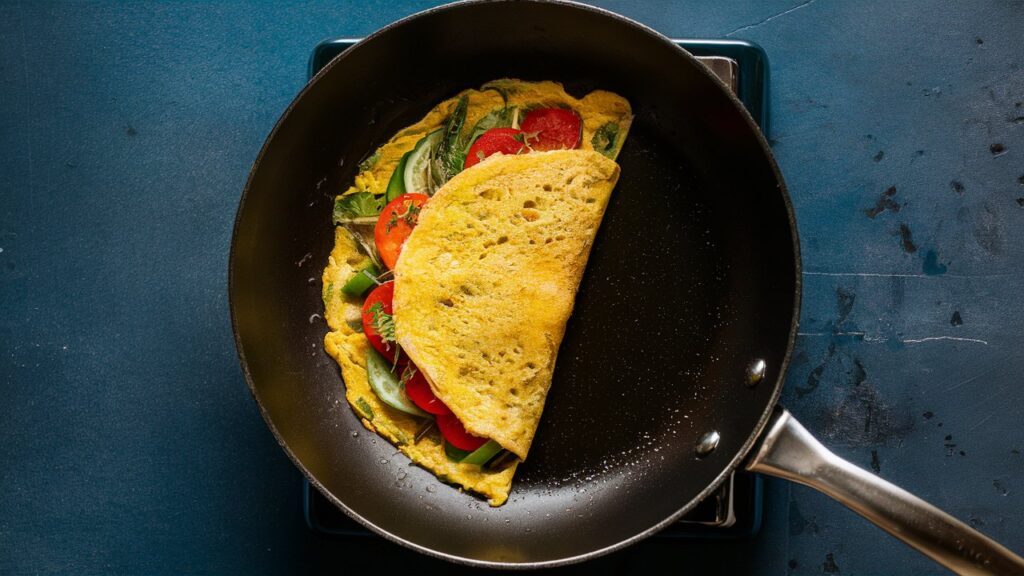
[228,0,802,568]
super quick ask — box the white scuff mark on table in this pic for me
[902,336,989,345]
[724,0,820,37]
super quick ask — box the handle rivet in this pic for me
[746,359,767,387]
[695,431,721,457]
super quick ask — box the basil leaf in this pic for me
[466,106,515,145]
[591,122,620,158]
[332,192,384,223]
[431,95,469,189]
[447,106,517,175]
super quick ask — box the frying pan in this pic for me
[229,1,1024,572]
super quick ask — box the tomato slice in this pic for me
[404,368,452,416]
[436,414,488,451]
[520,107,581,151]
[361,281,398,361]
[464,127,528,169]
[375,193,429,270]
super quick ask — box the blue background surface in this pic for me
[1,1,1022,574]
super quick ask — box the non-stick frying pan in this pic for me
[229,1,1024,572]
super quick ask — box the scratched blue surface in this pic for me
[1,1,1022,574]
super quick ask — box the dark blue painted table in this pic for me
[1,2,1021,574]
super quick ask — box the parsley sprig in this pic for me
[367,301,401,366]
[367,302,396,343]
[384,200,422,233]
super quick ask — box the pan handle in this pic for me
[746,408,1024,576]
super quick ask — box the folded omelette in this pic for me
[395,150,619,459]
[322,79,631,505]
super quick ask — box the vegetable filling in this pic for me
[336,100,588,468]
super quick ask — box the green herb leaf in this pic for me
[591,122,620,158]
[453,106,519,171]
[384,199,422,233]
[431,96,469,188]
[367,302,396,344]
[470,107,516,140]
[358,149,381,172]
[322,282,334,306]
[481,83,511,106]
[395,430,411,446]
[354,397,375,420]
[333,193,384,223]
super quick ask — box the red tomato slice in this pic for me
[404,368,452,416]
[436,414,487,451]
[361,281,398,361]
[464,127,528,169]
[375,193,429,270]
[520,107,581,151]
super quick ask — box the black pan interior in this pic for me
[230,1,797,566]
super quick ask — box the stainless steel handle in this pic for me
[746,408,1024,576]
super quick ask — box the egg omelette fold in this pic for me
[395,150,620,460]
[322,79,631,505]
